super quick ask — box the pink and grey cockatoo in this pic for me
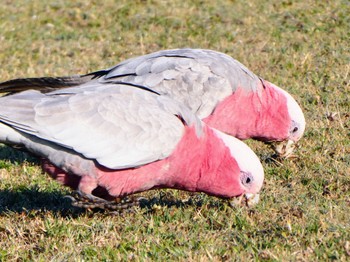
[0,49,306,157]
[0,83,264,207]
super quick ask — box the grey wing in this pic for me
[0,83,194,169]
[100,49,261,118]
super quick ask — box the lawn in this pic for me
[0,0,349,260]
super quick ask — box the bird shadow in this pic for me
[0,187,87,217]
[0,186,224,217]
[0,146,85,217]
[0,145,39,165]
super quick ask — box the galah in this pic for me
[0,83,264,208]
[0,49,306,157]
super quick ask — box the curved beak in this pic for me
[229,193,260,208]
[272,139,295,158]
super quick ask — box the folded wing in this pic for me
[0,83,198,169]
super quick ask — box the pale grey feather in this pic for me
[0,83,201,170]
[0,49,260,120]
[97,49,260,118]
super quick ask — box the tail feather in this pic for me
[0,75,93,94]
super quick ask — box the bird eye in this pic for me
[240,171,253,187]
[292,127,298,133]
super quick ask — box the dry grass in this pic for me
[0,0,349,260]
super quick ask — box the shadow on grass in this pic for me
[0,145,39,165]
[0,186,86,217]
[0,186,225,217]
[0,146,85,216]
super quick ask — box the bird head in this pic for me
[213,129,264,207]
[263,80,306,157]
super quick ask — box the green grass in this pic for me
[0,0,349,260]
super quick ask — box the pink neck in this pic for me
[203,83,290,141]
[96,125,242,198]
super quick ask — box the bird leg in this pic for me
[64,191,146,211]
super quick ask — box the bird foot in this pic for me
[64,191,147,211]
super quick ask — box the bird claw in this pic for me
[64,191,147,211]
